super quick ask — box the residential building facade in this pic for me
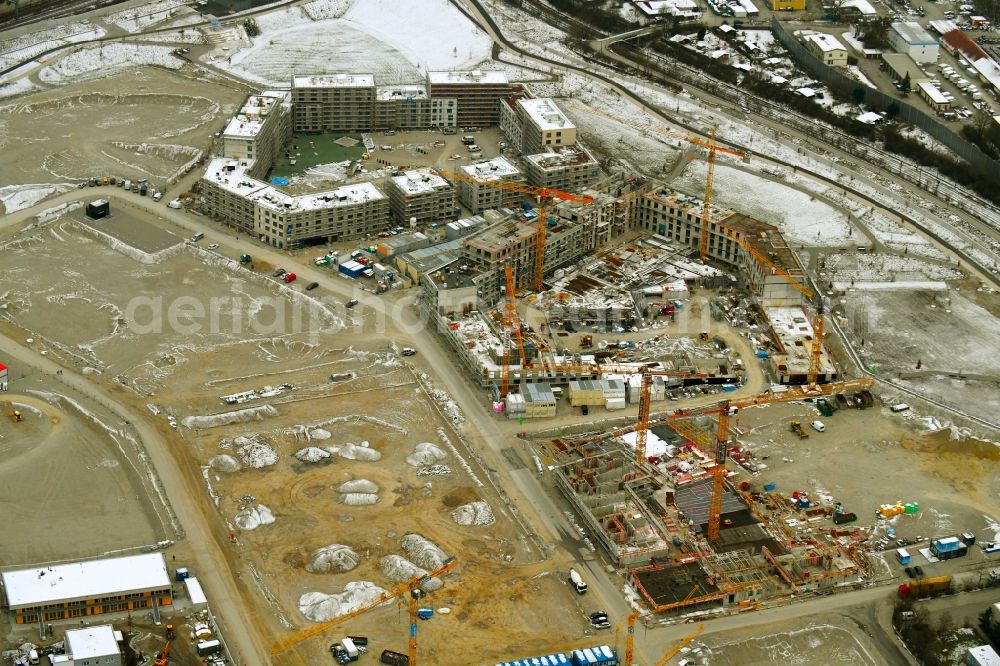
[522,144,600,192]
[291,74,376,133]
[425,70,515,127]
[221,91,292,177]
[386,169,457,226]
[456,157,522,213]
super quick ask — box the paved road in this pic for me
[917,586,1000,627]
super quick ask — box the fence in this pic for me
[770,16,1000,182]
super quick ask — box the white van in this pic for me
[811,420,826,432]
[191,232,205,242]
[890,403,910,412]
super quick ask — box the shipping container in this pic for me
[339,261,366,278]
[196,640,221,657]
[896,548,911,565]
[380,649,409,666]
[86,199,110,219]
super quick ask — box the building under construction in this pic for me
[548,410,867,616]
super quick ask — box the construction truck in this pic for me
[790,421,808,439]
[8,410,22,423]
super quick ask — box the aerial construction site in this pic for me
[1,0,1000,665]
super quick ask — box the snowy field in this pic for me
[674,162,859,246]
[220,0,490,86]
[0,77,40,100]
[106,0,192,33]
[0,21,106,71]
[39,44,184,84]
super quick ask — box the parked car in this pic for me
[810,420,826,432]
[345,298,358,308]
[283,272,297,283]
[914,565,925,578]
[206,243,219,250]
[273,268,287,277]
[305,281,319,291]
[904,567,915,578]
[401,347,416,356]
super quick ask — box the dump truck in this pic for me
[790,421,809,439]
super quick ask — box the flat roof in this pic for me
[918,81,949,104]
[518,98,574,132]
[66,625,119,659]
[185,577,208,606]
[840,0,876,14]
[460,156,520,181]
[2,553,169,609]
[805,33,846,53]
[892,21,937,45]
[426,70,508,85]
[223,91,288,139]
[202,158,385,212]
[882,53,931,81]
[968,645,1000,666]
[376,85,427,101]
[292,73,374,88]
[524,144,596,171]
[390,169,452,196]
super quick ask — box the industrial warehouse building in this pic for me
[1,553,172,624]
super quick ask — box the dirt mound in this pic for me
[332,440,382,461]
[379,555,443,591]
[208,454,241,472]
[442,486,479,508]
[451,501,495,526]
[406,442,448,467]
[233,434,278,468]
[295,446,332,463]
[299,581,388,622]
[339,493,379,506]
[306,544,360,573]
[235,504,275,530]
[400,533,447,570]
[338,479,379,494]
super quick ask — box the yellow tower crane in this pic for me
[439,170,594,291]
[271,557,458,662]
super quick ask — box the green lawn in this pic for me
[270,134,367,178]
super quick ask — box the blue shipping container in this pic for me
[339,261,365,278]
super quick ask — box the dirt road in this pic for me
[0,335,269,666]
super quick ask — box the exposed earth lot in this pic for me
[732,402,1000,574]
[0,204,592,665]
[0,384,163,565]
[0,68,246,213]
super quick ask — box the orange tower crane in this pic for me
[560,103,747,261]
[440,170,594,291]
[720,228,825,384]
[271,557,459,660]
[653,624,704,666]
[664,378,875,540]
[500,262,529,398]
[624,611,638,665]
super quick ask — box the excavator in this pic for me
[153,640,171,666]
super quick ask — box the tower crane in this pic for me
[624,611,638,666]
[663,378,875,540]
[439,170,594,291]
[271,557,459,659]
[500,262,529,399]
[653,624,704,666]
[560,102,747,262]
[720,228,825,384]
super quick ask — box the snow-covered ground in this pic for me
[675,162,859,246]
[0,21,106,71]
[39,44,184,84]
[302,0,356,20]
[0,183,75,214]
[343,0,490,69]
[219,0,490,86]
[106,0,191,33]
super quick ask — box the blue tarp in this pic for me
[271,176,290,186]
